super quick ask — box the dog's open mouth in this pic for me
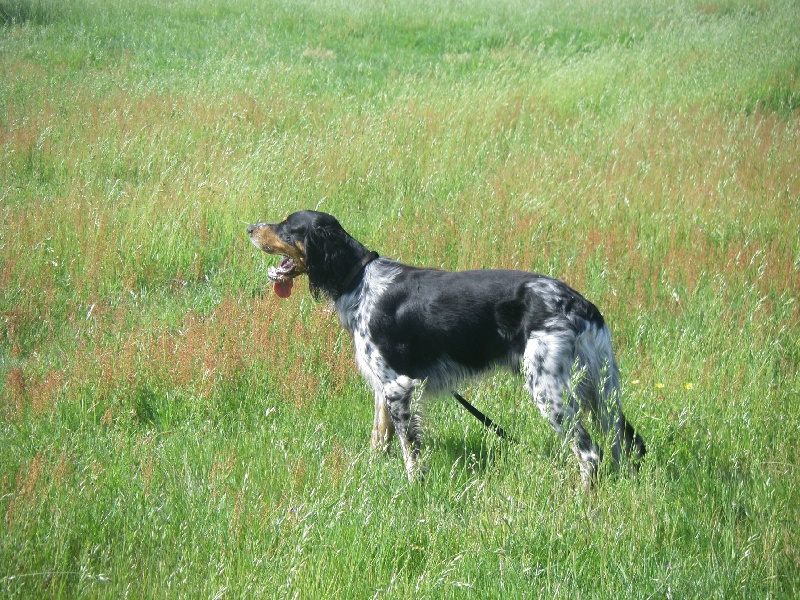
[267,256,299,298]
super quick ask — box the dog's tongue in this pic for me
[274,279,293,298]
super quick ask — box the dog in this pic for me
[248,210,645,487]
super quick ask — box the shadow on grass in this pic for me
[433,433,511,476]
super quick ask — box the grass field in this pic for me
[2,0,799,596]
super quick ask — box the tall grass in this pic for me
[2,0,799,597]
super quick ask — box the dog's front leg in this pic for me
[370,390,395,452]
[383,377,422,482]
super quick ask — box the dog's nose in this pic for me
[247,224,257,235]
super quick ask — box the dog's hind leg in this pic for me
[370,390,395,452]
[586,325,646,472]
[383,376,423,482]
[523,330,603,490]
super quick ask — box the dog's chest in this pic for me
[339,297,395,389]
[334,264,401,389]
[352,310,392,384]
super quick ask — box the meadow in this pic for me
[1,0,799,596]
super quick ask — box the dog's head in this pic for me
[248,210,371,300]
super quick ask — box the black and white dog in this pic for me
[248,210,645,487]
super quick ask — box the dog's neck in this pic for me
[306,232,376,301]
[338,251,379,295]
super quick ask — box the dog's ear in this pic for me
[303,222,350,299]
[303,222,336,269]
[301,215,366,300]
